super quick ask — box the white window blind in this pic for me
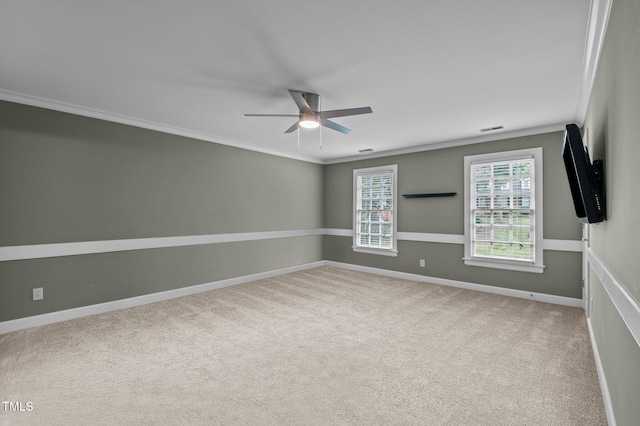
[353,165,398,256]
[464,148,543,273]
[470,158,535,261]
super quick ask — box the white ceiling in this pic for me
[1,0,597,163]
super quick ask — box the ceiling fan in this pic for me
[245,90,372,134]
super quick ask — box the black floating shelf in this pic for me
[402,192,457,199]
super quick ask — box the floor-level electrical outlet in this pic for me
[32,287,43,301]
[419,259,425,268]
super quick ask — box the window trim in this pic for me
[352,164,398,257]
[463,148,544,273]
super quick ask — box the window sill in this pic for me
[463,257,544,273]
[353,246,399,257]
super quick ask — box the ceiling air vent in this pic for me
[480,126,504,132]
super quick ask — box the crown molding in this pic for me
[0,90,324,164]
[575,0,614,125]
[324,123,567,164]
[0,91,574,166]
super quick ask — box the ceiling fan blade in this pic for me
[244,114,299,117]
[320,118,351,134]
[288,90,314,114]
[284,121,299,133]
[317,106,372,119]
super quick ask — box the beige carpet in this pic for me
[1,266,606,425]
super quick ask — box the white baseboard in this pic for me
[0,259,583,335]
[325,261,583,308]
[0,261,325,335]
[587,318,616,426]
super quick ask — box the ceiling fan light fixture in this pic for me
[245,90,371,135]
[299,113,319,129]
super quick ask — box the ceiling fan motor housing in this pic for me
[302,92,320,112]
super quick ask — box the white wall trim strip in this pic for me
[325,261,583,308]
[588,249,640,348]
[1,229,582,262]
[587,318,617,426]
[542,239,583,252]
[0,261,325,335]
[397,232,465,244]
[327,229,582,251]
[0,229,325,262]
[324,228,353,237]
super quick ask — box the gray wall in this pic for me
[324,132,583,298]
[583,0,640,423]
[0,101,324,321]
[2,101,584,324]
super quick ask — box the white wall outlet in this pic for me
[32,287,43,301]
[419,259,426,268]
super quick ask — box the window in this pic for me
[464,148,544,273]
[353,165,398,256]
